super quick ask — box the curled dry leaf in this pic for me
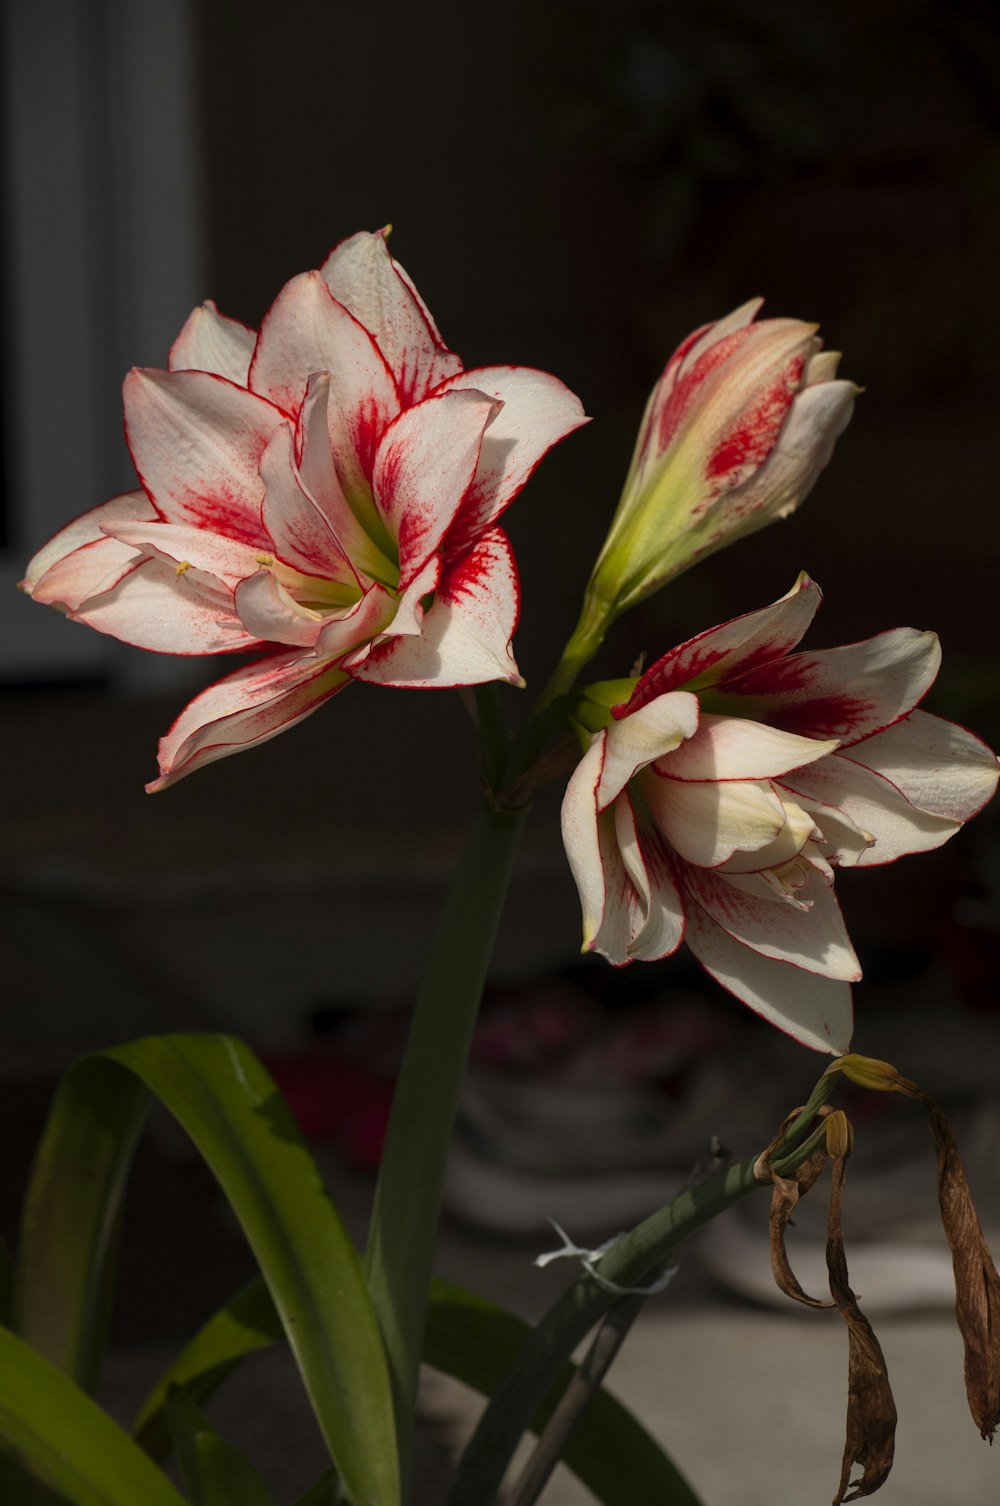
[825,1154,897,1503]
[919,1094,1000,1441]
[762,1107,896,1503]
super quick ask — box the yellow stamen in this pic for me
[255,554,274,567]
[175,561,191,576]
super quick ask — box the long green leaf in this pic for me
[11,1059,149,1389]
[166,1384,276,1506]
[0,1322,187,1506]
[132,1275,701,1506]
[10,1035,398,1506]
[133,1277,285,1460]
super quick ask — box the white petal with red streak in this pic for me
[616,799,685,961]
[372,388,498,589]
[391,555,441,637]
[234,570,324,648]
[683,900,853,1054]
[73,557,257,654]
[845,709,999,823]
[105,520,268,588]
[715,376,856,531]
[169,302,255,384]
[683,863,860,980]
[622,573,821,713]
[124,369,285,546]
[780,754,959,866]
[436,366,589,548]
[723,627,941,745]
[320,229,461,403]
[258,423,356,583]
[655,713,837,782]
[147,650,351,792]
[349,528,520,688]
[23,491,157,607]
[248,272,401,461]
[641,774,787,868]
[314,584,398,660]
[597,693,699,808]
[561,735,613,947]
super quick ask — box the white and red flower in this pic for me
[584,302,857,623]
[21,229,587,789]
[561,575,999,1053]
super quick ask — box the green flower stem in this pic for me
[449,1064,842,1505]
[364,796,529,1496]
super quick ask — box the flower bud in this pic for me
[584,300,858,625]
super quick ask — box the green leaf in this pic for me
[11,1059,149,1390]
[133,1277,285,1461]
[10,1036,398,1506]
[165,1385,276,1506]
[133,1275,702,1506]
[0,1321,187,1506]
[290,1469,339,1506]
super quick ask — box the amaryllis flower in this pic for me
[21,229,587,789]
[561,576,999,1053]
[582,301,857,629]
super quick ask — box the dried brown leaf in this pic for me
[826,1153,897,1502]
[769,1147,834,1309]
[920,1093,1000,1441]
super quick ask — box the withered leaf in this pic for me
[920,1093,1000,1441]
[826,1154,897,1503]
[769,1146,834,1309]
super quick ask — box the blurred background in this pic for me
[2,2,1000,1501]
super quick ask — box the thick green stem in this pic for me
[364,798,528,1497]
[448,1065,842,1505]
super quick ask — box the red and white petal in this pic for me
[314,583,399,660]
[391,555,442,637]
[104,519,268,588]
[348,528,521,688]
[169,302,255,385]
[124,369,285,546]
[248,270,401,462]
[597,692,699,808]
[73,557,257,654]
[683,863,861,981]
[622,573,821,714]
[722,376,856,530]
[372,388,498,589]
[616,799,686,961]
[723,627,941,745]
[147,649,351,792]
[319,229,462,404]
[640,773,787,868]
[234,570,324,648]
[781,754,959,866]
[845,709,999,824]
[683,899,853,1054]
[259,423,356,583]
[293,375,394,583]
[436,366,589,550]
[22,491,157,607]
[561,735,614,951]
[655,713,837,782]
